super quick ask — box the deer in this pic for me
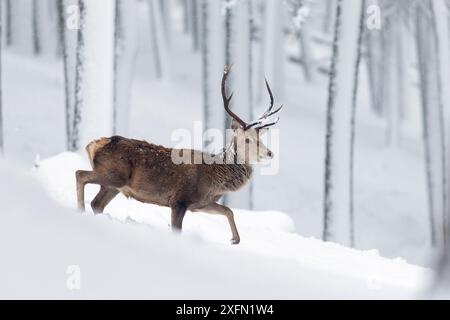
[75,66,283,244]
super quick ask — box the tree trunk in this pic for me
[262,0,285,100]
[323,0,364,247]
[5,0,11,46]
[182,0,190,34]
[200,0,223,154]
[72,0,116,150]
[433,0,450,225]
[383,15,402,147]
[0,0,3,156]
[298,24,315,82]
[113,0,138,136]
[322,0,335,34]
[159,0,172,50]
[416,1,447,247]
[32,0,41,55]
[222,0,254,210]
[365,28,384,116]
[148,0,171,80]
[59,0,79,151]
[190,0,199,51]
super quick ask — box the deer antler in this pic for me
[246,79,283,130]
[222,65,248,129]
[222,65,283,130]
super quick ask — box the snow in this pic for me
[0,0,438,278]
[0,152,419,298]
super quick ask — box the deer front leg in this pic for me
[195,203,240,244]
[171,203,187,231]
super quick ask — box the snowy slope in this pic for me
[0,153,423,298]
[2,20,432,267]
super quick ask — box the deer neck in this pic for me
[213,139,253,192]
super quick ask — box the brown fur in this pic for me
[75,135,254,244]
[86,137,111,168]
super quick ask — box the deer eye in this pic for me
[245,138,250,143]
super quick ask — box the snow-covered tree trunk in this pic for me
[383,14,402,147]
[31,0,41,55]
[148,0,171,80]
[10,0,34,55]
[200,0,224,153]
[433,1,450,223]
[262,0,285,100]
[222,0,254,210]
[323,0,364,247]
[182,0,190,33]
[190,0,200,51]
[59,0,79,151]
[5,0,11,46]
[416,1,447,247]
[0,0,3,156]
[365,27,384,116]
[223,0,234,134]
[113,0,138,136]
[159,0,172,50]
[322,0,335,34]
[365,0,384,117]
[72,0,115,150]
[298,23,315,82]
[36,0,61,58]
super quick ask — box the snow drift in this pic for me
[0,154,431,298]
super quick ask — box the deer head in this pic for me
[222,65,283,164]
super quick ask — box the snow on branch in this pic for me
[285,0,314,30]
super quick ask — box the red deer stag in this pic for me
[75,66,283,244]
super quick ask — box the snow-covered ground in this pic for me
[2,47,432,267]
[0,2,436,288]
[0,156,431,299]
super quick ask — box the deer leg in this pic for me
[91,186,119,214]
[171,203,187,232]
[75,170,99,211]
[195,203,240,244]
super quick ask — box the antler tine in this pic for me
[245,80,283,130]
[246,107,282,129]
[265,78,274,112]
[255,79,278,121]
[221,65,248,129]
[257,116,280,130]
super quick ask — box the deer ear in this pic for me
[231,119,243,130]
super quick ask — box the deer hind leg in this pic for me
[75,170,100,211]
[91,186,119,214]
[194,203,240,244]
[171,203,187,232]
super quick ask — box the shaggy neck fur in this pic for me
[211,138,254,192]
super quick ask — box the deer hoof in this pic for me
[230,238,240,245]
